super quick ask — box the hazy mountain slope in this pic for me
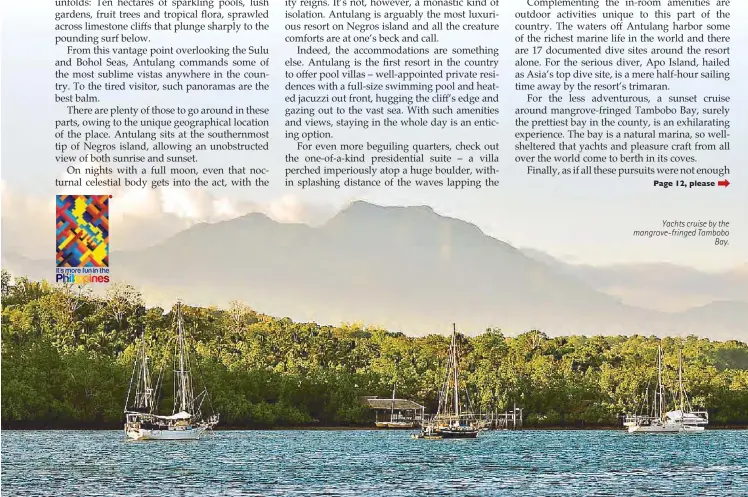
[521,248,748,312]
[669,301,748,341]
[3,202,746,339]
[97,202,686,336]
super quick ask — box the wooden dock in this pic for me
[481,405,524,430]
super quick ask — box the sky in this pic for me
[1,0,746,271]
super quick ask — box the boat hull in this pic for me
[627,421,707,434]
[627,423,681,434]
[628,426,680,434]
[411,433,443,440]
[376,422,417,429]
[681,425,705,433]
[437,429,479,439]
[125,427,206,441]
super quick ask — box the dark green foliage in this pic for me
[2,271,747,428]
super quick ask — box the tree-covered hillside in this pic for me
[2,272,747,429]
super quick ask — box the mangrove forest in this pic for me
[2,272,747,429]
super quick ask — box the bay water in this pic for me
[2,430,746,496]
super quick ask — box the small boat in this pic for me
[624,344,707,434]
[669,348,709,431]
[376,420,419,429]
[626,416,682,434]
[680,423,706,433]
[438,424,480,439]
[124,302,219,441]
[415,324,480,440]
[375,383,419,429]
[411,431,443,440]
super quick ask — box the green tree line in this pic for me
[2,272,747,429]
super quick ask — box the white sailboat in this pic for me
[624,344,707,434]
[664,348,709,432]
[124,302,219,441]
[414,324,480,439]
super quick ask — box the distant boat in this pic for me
[624,344,707,434]
[375,384,419,429]
[124,302,219,441]
[665,347,709,432]
[413,324,479,440]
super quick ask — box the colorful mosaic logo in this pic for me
[56,195,110,278]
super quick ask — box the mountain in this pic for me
[3,202,747,339]
[521,248,748,313]
[2,252,48,281]
[673,301,748,331]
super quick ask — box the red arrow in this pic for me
[718,179,730,187]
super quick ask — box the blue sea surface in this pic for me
[2,430,747,496]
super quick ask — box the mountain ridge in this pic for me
[520,248,748,313]
[3,201,746,339]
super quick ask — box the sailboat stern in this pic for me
[125,426,206,441]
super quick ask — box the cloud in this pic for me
[1,167,337,258]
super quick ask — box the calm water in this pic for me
[2,430,747,496]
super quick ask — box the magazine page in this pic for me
[1,0,746,495]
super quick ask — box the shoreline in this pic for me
[3,425,746,431]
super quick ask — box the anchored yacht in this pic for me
[624,345,708,434]
[124,302,219,441]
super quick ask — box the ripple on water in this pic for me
[1,430,747,496]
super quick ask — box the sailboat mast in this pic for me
[125,341,139,412]
[452,323,459,418]
[390,383,396,422]
[140,334,151,410]
[177,302,188,413]
[657,344,664,418]
[678,347,685,412]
